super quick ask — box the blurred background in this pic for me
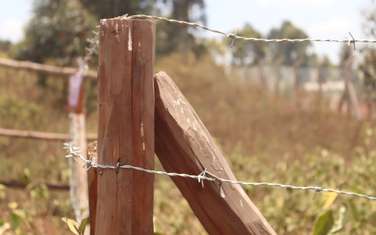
[0,0,376,234]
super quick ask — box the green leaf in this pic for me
[62,217,79,235]
[10,212,22,230]
[0,221,10,235]
[20,168,31,185]
[312,210,334,235]
[330,206,347,234]
[30,184,49,200]
[78,217,90,235]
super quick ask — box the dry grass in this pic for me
[0,53,375,234]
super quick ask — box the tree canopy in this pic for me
[359,4,376,99]
[15,0,207,64]
[157,0,206,55]
[226,20,316,67]
[16,0,96,64]
[268,21,312,66]
[228,23,266,66]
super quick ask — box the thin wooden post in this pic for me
[0,127,96,141]
[345,53,361,120]
[67,58,89,226]
[338,50,361,119]
[154,72,276,235]
[94,18,155,235]
[0,180,69,191]
[88,147,97,235]
[0,57,97,79]
[293,59,303,110]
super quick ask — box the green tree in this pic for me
[228,23,266,66]
[339,44,353,67]
[317,56,332,83]
[267,21,311,66]
[16,0,208,63]
[267,21,312,105]
[359,3,376,105]
[81,0,208,55]
[358,3,376,119]
[157,0,206,55]
[360,51,376,94]
[16,0,96,65]
[225,23,268,87]
[81,0,156,19]
[0,39,12,56]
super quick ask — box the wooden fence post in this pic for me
[0,127,95,141]
[154,72,276,235]
[94,17,155,235]
[68,58,89,225]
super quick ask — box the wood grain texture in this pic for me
[68,113,89,224]
[67,57,89,231]
[94,18,155,235]
[154,71,276,235]
[88,167,97,235]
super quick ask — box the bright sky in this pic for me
[0,0,373,62]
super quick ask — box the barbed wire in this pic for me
[64,143,376,202]
[126,14,376,45]
[83,28,99,64]
[82,14,376,64]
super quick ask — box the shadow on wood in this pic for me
[154,71,276,235]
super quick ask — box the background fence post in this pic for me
[95,17,155,235]
[338,49,361,119]
[67,58,89,226]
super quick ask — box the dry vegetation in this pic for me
[0,53,375,234]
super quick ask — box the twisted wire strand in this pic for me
[82,14,376,64]
[83,28,99,65]
[126,14,376,45]
[64,143,376,201]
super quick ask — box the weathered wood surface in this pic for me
[0,57,96,79]
[155,72,276,235]
[67,60,90,227]
[0,127,96,141]
[94,18,155,235]
[68,113,89,225]
[337,49,361,119]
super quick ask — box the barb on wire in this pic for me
[125,14,376,45]
[64,143,376,202]
[83,29,99,64]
